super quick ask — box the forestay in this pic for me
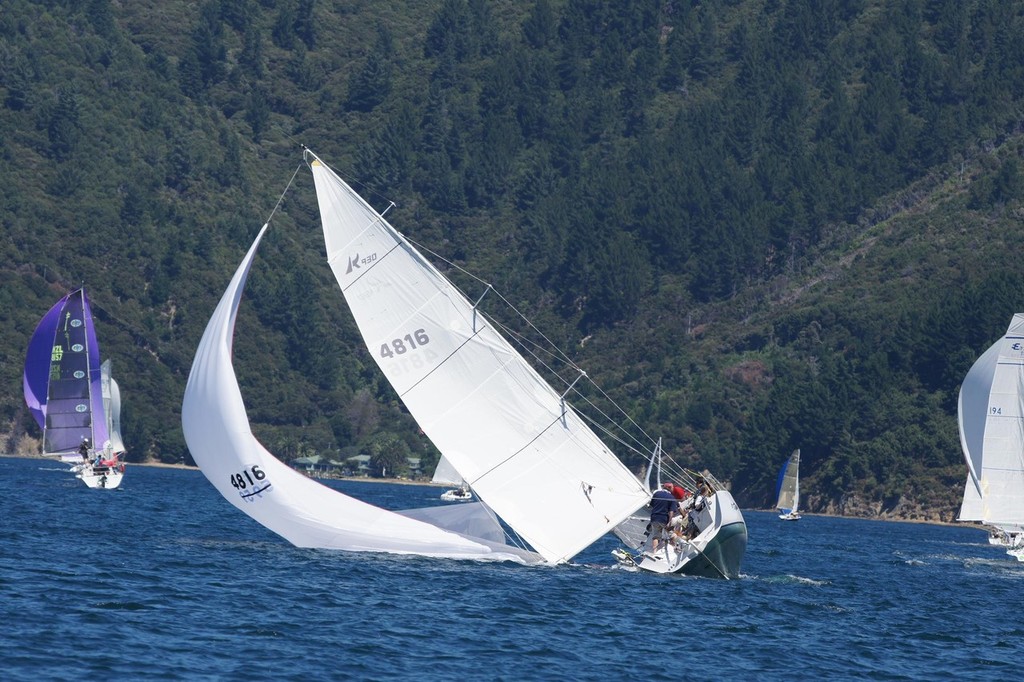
[306,149,650,564]
[182,225,538,563]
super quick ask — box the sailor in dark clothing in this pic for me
[648,482,680,553]
[78,438,91,460]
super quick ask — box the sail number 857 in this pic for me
[380,328,430,359]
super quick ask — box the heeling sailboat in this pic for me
[23,288,124,489]
[957,314,1024,559]
[775,449,801,521]
[182,225,540,563]
[610,444,748,579]
[305,148,652,565]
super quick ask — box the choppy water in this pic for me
[1,456,1019,680]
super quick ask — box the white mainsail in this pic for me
[182,225,538,563]
[957,314,1024,531]
[306,149,651,564]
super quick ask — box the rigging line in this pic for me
[401,232,655,452]
[265,163,302,226]
[484,310,659,455]
[503,329,653,457]
[472,413,564,488]
[403,233,585,373]
[398,327,483,400]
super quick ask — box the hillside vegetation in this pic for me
[2,0,1023,520]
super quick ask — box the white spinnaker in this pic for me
[976,314,1024,526]
[307,151,650,564]
[182,225,538,562]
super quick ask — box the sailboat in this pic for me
[609,443,748,578]
[433,455,472,502]
[181,148,745,576]
[957,314,1024,560]
[23,288,125,489]
[775,449,802,520]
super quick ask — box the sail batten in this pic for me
[307,150,650,563]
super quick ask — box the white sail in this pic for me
[109,377,125,453]
[100,359,126,454]
[958,314,1024,529]
[306,149,651,564]
[958,338,1000,492]
[431,455,464,486]
[182,225,538,563]
[958,475,985,522]
[977,314,1024,525]
[775,449,800,515]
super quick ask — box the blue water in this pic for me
[1,457,1020,680]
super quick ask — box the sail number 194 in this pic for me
[380,328,430,359]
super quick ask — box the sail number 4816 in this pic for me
[380,328,430,359]
[231,465,267,490]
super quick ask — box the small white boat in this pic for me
[78,460,126,489]
[775,449,801,521]
[440,487,473,503]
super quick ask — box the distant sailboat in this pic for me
[775,449,802,520]
[23,288,125,489]
[957,315,1024,560]
[433,455,472,502]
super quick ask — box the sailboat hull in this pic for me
[78,464,124,489]
[625,490,748,579]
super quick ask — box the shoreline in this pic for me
[2,453,977,527]
[0,453,443,486]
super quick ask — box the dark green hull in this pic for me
[676,520,748,579]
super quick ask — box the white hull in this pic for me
[779,511,801,521]
[77,464,124,489]
[615,491,747,579]
[440,489,472,503]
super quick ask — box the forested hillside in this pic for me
[2,0,1023,520]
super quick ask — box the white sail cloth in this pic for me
[182,225,539,563]
[307,150,650,563]
[775,449,800,514]
[957,314,1024,527]
[431,455,465,487]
